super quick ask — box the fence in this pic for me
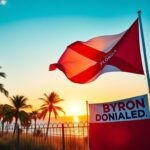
[0,122,88,150]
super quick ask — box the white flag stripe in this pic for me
[84,31,126,53]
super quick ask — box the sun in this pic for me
[67,100,85,116]
[0,0,7,5]
[73,116,79,123]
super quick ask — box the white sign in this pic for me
[89,94,150,123]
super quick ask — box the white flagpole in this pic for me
[138,10,150,93]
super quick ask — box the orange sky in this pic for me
[0,71,148,116]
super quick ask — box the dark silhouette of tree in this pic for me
[0,66,8,97]
[39,92,65,138]
[9,95,31,134]
[0,104,13,134]
[30,110,40,134]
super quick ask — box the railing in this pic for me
[0,122,88,150]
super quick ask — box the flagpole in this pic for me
[138,10,150,93]
[86,100,90,150]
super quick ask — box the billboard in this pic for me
[89,94,150,150]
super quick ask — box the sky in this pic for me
[0,0,150,116]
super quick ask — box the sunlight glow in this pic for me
[73,116,79,123]
[0,0,7,5]
[67,100,85,116]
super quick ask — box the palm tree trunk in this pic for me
[13,117,18,135]
[1,121,4,136]
[45,111,51,139]
[26,127,28,136]
[6,122,9,134]
[34,118,37,133]
[33,118,37,135]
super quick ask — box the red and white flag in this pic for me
[49,19,144,83]
[89,94,150,150]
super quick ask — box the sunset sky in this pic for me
[0,0,150,117]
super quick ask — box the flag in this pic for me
[89,94,150,150]
[49,19,144,83]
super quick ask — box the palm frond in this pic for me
[53,99,64,104]
[54,106,65,114]
[52,107,59,119]
[39,98,49,104]
[39,91,65,121]
[19,110,30,122]
[49,92,59,103]
[4,108,16,121]
[21,104,32,110]
[39,106,48,111]
[40,103,48,108]
[0,72,6,78]
[0,84,9,97]
[39,109,48,120]
[44,93,49,99]
[9,95,28,109]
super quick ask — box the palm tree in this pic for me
[0,104,13,134]
[9,95,31,134]
[0,66,8,96]
[21,113,31,136]
[30,110,39,134]
[39,92,65,138]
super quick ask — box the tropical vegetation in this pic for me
[0,92,65,136]
[8,95,32,134]
[0,67,66,137]
[30,110,39,133]
[39,92,65,138]
[0,66,8,97]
